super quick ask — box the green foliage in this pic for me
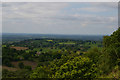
[103,36,111,47]
[30,66,49,78]
[5,29,120,78]
[31,55,98,78]
[103,28,120,66]
[98,28,120,76]
[50,56,97,78]
[85,47,102,63]
[38,52,62,62]
[2,47,26,66]
[3,59,13,67]
[2,69,31,78]
[2,69,17,78]
[18,62,24,69]
[81,28,120,77]
[24,66,32,71]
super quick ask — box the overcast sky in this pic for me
[2,2,118,35]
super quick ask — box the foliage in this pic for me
[50,56,97,78]
[30,55,98,78]
[2,59,13,67]
[30,66,49,78]
[24,66,32,71]
[102,28,120,71]
[2,69,31,78]
[18,62,24,69]
[4,29,120,78]
[85,47,102,63]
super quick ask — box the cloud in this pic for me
[3,2,68,18]
[72,7,108,12]
[2,2,118,35]
[3,2,68,24]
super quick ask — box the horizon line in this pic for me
[2,32,108,36]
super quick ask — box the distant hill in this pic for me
[2,33,104,42]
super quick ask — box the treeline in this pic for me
[10,39,102,51]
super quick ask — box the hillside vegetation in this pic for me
[2,28,120,79]
[30,28,120,78]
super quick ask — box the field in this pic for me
[47,40,53,42]
[10,47,29,50]
[59,42,75,45]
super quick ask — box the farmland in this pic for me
[10,47,29,50]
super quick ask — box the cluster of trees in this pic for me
[2,47,36,67]
[2,47,23,67]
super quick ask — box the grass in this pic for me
[47,40,53,42]
[59,42,75,45]
[2,45,6,47]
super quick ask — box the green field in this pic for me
[59,42,75,45]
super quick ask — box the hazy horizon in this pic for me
[2,32,106,36]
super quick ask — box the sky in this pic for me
[2,2,118,35]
